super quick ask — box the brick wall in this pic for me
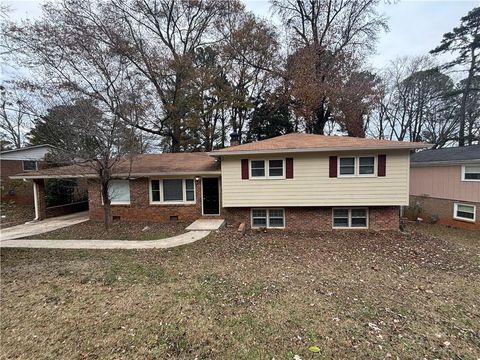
[88,178,203,222]
[1,160,35,205]
[223,206,400,231]
[407,195,479,230]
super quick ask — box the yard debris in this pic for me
[237,222,246,234]
[308,345,321,353]
[368,323,381,332]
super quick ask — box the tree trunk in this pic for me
[101,180,112,231]
[458,47,476,147]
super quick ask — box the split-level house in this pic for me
[11,133,427,230]
[409,145,480,229]
[1,144,54,206]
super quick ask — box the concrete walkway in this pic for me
[186,218,225,231]
[0,230,211,249]
[0,212,89,241]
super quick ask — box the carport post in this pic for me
[32,179,46,221]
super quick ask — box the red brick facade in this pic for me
[0,160,42,206]
[223,206,400,231]
[87,178,204,222]
[407,195,479,230]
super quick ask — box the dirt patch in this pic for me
[0,204,35,229]
[23,220,188,240]
[1,224,479,359]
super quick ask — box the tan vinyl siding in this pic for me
[221,150,410,207]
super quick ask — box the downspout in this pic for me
[31,179,40,221]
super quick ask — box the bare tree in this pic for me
[273,0,388,135]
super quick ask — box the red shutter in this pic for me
[378,154,386,177]
[329,156,337,178]
[241,159,249,179]
[286,158,294,178]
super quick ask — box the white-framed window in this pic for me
[332,208,368,229]
[108,180,131,205]
[251,208,285,228]
[338,156,376,177]
[462,165,480,181]
[22,160,37,171]
[150,179,196,204]
[251,160,266,177]
[250,159,284,179]
[453,203,476,223]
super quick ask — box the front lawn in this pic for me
[1,224,479,359]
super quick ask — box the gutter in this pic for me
[411,159,480,167]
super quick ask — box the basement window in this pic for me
[333,208,368,229]
[251,208,285,228]
[453,203,476,222]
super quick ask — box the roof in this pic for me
[411,144,480,165]
[211,133,429,155]
[1,144,55,161]
[11,153,221,179]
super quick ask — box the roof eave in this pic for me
[10,170,221,180]
[210,143,431,156]
[411,159,480,167]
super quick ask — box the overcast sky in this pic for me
[3,0,479,73]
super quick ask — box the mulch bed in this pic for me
[0,204,35,229]
[24,220,189,240]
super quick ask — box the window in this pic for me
[163,179,183,202]
[150,179,196,204]
[269,160,284,177]
[251,208,285,228]
[252,209,267,227]
[332,208,368,228]
[359,157,375,175]
[23,160,37,171]
[151,180,161,202]
[339,156,376,177]
[251,160,265,177]
[250,159,285,179]
[108,180,130,205]
[462,165,480,181]
[339,157,355,175]
[185,179,195,201]
[454,203,476,222]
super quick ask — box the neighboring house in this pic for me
[410,145,480,229]
[11,133,427,231]
[1,145,54,206]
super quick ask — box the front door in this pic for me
[202,177,220,215]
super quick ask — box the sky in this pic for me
[2,0,479,76]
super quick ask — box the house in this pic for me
[11,133,428,231]
[409,145,480,229]
[1,144,54,206]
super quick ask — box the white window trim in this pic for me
[453,203,476,223]
[251,208,285,228]
[338,156,377,178]
[104,180,131,206]
[249,159,285,179]
[22,160,37,172]
[149,178,196,205]
[332,207,369,229]
[461,165,480,182]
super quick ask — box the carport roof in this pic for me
[10,153,221,179]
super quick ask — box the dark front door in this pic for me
[202,177,220,215]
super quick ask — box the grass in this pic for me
[1,223,479,359]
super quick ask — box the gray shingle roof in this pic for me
[411,145,480,163]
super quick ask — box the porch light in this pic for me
[195,176,200,181]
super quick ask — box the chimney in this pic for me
[230,132,240,146]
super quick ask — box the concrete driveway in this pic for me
[0,212,89,241]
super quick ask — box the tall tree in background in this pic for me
[0,83,33,148]
[431,6,480,146]
[273,0,387,136]
[247,92,293,141]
